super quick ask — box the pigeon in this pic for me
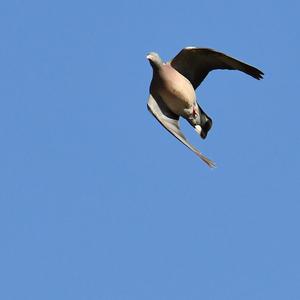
[146,47,264,168]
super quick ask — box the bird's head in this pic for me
[146,52,163,69]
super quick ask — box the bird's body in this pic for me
[150,63,196,117]
[146,47,264,167]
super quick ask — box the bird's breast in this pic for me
[156,66,196,115]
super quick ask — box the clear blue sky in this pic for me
[0,0,299,299]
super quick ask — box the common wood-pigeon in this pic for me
[147,47,264,168]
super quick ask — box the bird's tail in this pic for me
[198,104,213,139]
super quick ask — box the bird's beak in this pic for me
[146,54,151,60]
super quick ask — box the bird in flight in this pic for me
[146,47,264,167]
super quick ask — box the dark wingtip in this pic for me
[256,70,264,80]
[251,68,264,80]
[244,64,264,80]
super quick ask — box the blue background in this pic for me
[0,1,299,299]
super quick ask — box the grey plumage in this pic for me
[146,47,264,167]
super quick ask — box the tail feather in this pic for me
[197,104,213,139]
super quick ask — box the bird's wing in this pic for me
[147,94,216,168]
[170,47,264,89]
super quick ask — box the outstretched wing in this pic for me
[170,47,264,89]
[147,94,216,168]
